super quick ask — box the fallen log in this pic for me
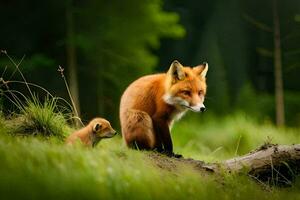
[148,144,300,186]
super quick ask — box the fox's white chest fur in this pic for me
[169,108,188,130]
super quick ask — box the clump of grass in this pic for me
[8,96,72,140]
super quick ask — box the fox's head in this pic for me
[163,60,208,112]
[90,118,117,141]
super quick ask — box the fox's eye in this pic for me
[182,90,191,96]
[198,90,203,96]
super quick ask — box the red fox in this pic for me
[66,118,117,147]
[120,60,208,157]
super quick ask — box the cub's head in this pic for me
[90,118,117,139]
[163,60,208,112]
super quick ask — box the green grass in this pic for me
[0,108,300,199]
[172,112,300,162]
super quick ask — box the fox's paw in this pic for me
[163,151,183,158]
[173,153,183,158]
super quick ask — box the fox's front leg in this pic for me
[154,119,172,152]
[153,118,182,158]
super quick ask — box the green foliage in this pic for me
[236,83,274,120]
[284,92,300,126]
[236,83,300,126]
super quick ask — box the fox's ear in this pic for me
[194,62,208,78]
[168,60,185,83]
[93,123,102,132]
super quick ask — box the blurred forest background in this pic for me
[1,0,300,127]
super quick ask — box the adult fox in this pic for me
[120,60,208,157]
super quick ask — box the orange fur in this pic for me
[66,118,116,147]
[120,60,208,155]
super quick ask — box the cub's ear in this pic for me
[194,62,208,78]
[167,60,186,83]
[93,123,102,132]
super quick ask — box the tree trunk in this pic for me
[148,144,300,187]
[66,0,81,121]
[273,0,285,126]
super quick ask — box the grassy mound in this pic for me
[0,134,300,200]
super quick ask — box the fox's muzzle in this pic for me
[183,104,206,112]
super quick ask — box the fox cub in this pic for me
[120,60,208,157]
[66,118,116,147]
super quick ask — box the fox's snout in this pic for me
[189,103,206,113]
[200,106,206,112]
[164,94,206,113]
[112,130,117,136]
[104,130,117,138]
